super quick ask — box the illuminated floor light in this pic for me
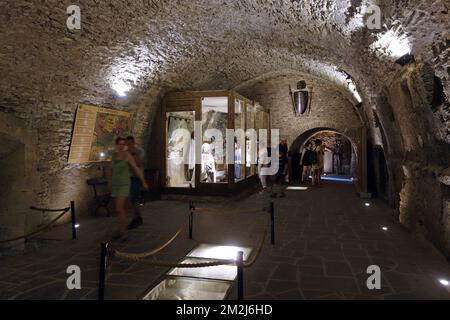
[321,176,353,182]
[439,279,449,286]
[74,224,80,228]
[187,244,252,261]
[143,243,254,300]
[286,186,308,191]
[364,203,370,207]
[307,175,353,182]
[382,227,388,231]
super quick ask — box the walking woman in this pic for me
[107,137,148,240]
[300,141,313,182]
[311,139,325,186]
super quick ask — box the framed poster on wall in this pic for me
[68,104,131,164]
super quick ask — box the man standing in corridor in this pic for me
[126,136,146,229]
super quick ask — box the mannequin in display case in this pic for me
[201,142,216,182]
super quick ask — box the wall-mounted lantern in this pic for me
[289,80,312,115]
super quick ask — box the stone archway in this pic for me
[289,126,368,195]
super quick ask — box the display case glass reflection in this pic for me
[245,103,256,177]
[201,97,228,183]
[166,111,195,188]
[163,90,270,191]
[234,99,245,182]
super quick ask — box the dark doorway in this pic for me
[373,145,389,201]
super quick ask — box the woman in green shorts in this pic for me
[107,137,148,239]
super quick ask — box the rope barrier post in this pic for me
[237,251,244,300]
[70,201,77,240]
[189,201,194,240]
[98,241,109,300]
[270,201,275,245]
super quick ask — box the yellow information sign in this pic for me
[68,104,131,164]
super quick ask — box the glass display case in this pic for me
[166,111,195,188]
[201,97,228,183]
[142,276,231,300]
[234,99,245,182]
[162,90,270,195]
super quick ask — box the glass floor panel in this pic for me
[142,277,231,300]
[167,257,237,281]
[186,244,253,261]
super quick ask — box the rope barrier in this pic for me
[194,207,267,215]
[191,202,270,268]
[112,255,236,269]
[0,207,70,243]
[112,209,269,269]
[244,214,270,268]
[30,206,71,212]
[99,201,274,300]
[112,216,189,260]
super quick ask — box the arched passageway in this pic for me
[289,127,364,190]
[290,129,357,180]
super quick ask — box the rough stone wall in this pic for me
[237,74,363,145]
[0,77,156,234]
[387,62,450,258]
[0,113,39,247]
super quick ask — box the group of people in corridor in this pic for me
[258,138,325,196]
[107,136,325,239]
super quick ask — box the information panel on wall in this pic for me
[68,104,131,164]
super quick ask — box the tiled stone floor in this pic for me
[1,181,449,300]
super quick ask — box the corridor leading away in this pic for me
[1,181,449,300]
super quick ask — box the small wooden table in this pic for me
[86,177,111,217]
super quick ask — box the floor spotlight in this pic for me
[382,227,388,231]
[439,279,449,286]
[364,202,370,207]
[75,224,80,228]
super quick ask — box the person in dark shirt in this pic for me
[300,141,313,182]
[126,136,146,229]
[271,150,288,198]
[279,138,289,183]
[279,139,288,155]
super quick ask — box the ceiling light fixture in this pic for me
[112,80,131,97]
[371,29,411,60]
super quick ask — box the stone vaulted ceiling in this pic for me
[1,0,449,111]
